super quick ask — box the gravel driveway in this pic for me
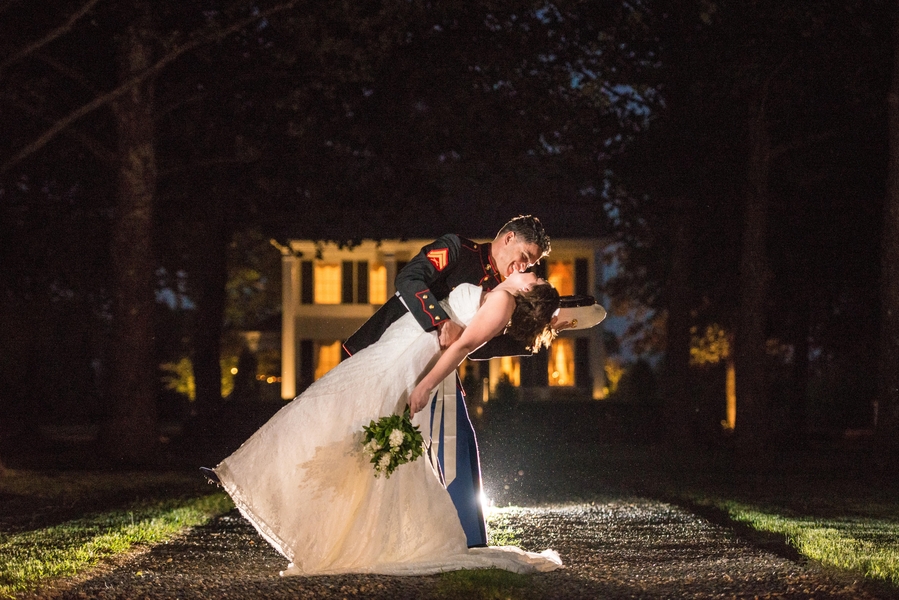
[20,403,897,599]
[33,496,887,600]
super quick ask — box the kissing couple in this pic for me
[211,215,566,576]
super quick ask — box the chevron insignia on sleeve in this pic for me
[427,248,449,271]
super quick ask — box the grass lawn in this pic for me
[0,468,532,600]
[0,470,233,598]
[578,440,899,590]
[700,499,899,585]
[3,425,898,598]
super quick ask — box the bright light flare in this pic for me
[480,490,494,514]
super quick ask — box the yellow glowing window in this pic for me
[459,359,472,381]
[547,261,574,296]
[314,341,342,380]
[498,356,520,386]
[369,263,387,305]
[548,338,575,386]
[314,264,341,304]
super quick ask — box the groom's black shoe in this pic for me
[200,467,222,488]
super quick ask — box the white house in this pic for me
[277,238,608,403]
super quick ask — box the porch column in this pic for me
[384,252,398,297]
[590,329,607,399]
[281,253,300,399]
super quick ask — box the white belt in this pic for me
[428,372,457,487]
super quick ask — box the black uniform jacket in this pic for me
[343,234,529,359]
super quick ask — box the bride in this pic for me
[213,271,563,576]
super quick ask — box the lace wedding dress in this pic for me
[214,283,562,576]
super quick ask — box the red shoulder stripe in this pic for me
[427,248,449,271]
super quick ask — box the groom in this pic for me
[343,215,552,547]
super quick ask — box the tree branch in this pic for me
[0,91,117,164]
[34,52,101,95]
[0,0,103,76]
[1,0,302,175]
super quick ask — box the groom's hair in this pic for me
[498,215,551,260]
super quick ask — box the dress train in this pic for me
[214,284,562,576]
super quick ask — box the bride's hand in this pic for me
[409,384,430,416]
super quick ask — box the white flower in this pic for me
[364,439,381,457]
[388,428,404,449]
[377,453,392,472]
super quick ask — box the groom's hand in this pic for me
[550,315,573,332]
[437,321,463,349]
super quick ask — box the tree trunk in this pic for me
[788,293,811,447]
[192,200,231,417]
[876,9,899,463]
[100,1,159,463]
[734,93,772,466]
[662,214,694,446]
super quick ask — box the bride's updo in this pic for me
[506,283,561,352]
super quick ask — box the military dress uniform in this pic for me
[344,234,526,548]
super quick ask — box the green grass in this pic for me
[429,508,535,600]
[436,568,535,600]
[0,472,232,598]
[577,442,899,590]
[5,439,898,598]
[693,498,899,586]
[485,508,524,547]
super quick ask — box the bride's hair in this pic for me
[506,283,561,352]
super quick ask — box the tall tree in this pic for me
[734,86,773,461]
[608,0,743,447]
[102,0,160,461]
[877,3,899,461]
[728,1,889,457]
[610,0,890,453]
[0,0,301,462]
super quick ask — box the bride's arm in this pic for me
[409,291,515,415]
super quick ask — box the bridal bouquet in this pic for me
[361,406,424,479]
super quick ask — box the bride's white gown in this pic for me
[214,283,561,576]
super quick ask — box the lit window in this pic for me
[314,264,341,304]
[459,358,472,381]
[547,261,574,296]
[548,338,575,386]
[315,341,342,380]
[498,356,520,386]
[369,263,387,304]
